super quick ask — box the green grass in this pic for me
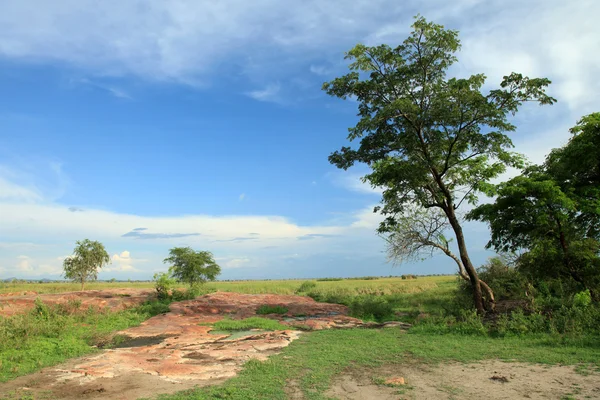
[0,299,172,382]
[0,275,453,296]
[255,305,288,315]
[211,317,288,332]
[152,328,600,400]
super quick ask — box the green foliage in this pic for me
[62,239,110,290]
[348,296,395,322]
[164,247,221,288]
[255,305,288,315]
[573,290,592,308]
[153,272,176,300]
[315,277,343,281]
[459,256,529,302]
[469,113,600,303]
[295,281,317,293]
[211,317,288,332]
[0,298,174,381]
[325,17,553,233]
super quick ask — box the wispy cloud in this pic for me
[328,170,383,195]
[245,83,281,103]
[239,193,246,201]
[121,230,201,240]
[75,78,131,99]
[297,233,338,241]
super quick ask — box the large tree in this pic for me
[164,247,221,288]
[63,239,110,290]
[324,16,555,313]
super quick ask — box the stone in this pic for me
[384,376,405,385]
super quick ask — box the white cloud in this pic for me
[245,83,281,103]
[0,0,594,114]
[221,257,252,269]
[0,175,42,202]
[106,250,141,272]
[4,255,63,276]
[239,193,246,201]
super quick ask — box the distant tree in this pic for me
[164,247,221,288]
[324,16,555,313]
[63,239,110,290]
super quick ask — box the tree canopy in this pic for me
[324,16,554,313]
[164,247,221,287]
[469,113,600,302]
[63,239,110,290]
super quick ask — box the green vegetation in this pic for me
[62,239,110,290]
[164,247,222,288]
[154,328,600,400]
[255,305,288,315]
[0,275,448,295]
[295,281,317,293]
[0,298,172,382]
[211,317,288,332]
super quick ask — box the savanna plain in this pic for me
[1,276,599,400]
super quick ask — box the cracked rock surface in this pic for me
[0,291,383,400]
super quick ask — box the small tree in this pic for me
[164,247,221,288]
[63,239,110,290]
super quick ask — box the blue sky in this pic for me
[0,0,598,280]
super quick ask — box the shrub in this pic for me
[256,305,288,315]
[296,281,317,293]
[153,272,176,300]
[349,296,395,322]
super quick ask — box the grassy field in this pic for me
[0,275,451,296]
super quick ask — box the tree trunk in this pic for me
[445,243,495,311]
[445,206,485,314]
[81,280,85,291]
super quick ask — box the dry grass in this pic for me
[0,276,453,296]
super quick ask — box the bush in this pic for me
[296,281,317,293]
[457,256,530,309]
[153,272,176,300]
[348,296,395,322]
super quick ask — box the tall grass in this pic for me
[0,298,171,381]
[1,276,454,296]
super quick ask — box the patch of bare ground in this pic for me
[327,360,600,400]
[0,292,373,400]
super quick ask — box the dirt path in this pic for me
[326,360,600,400]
